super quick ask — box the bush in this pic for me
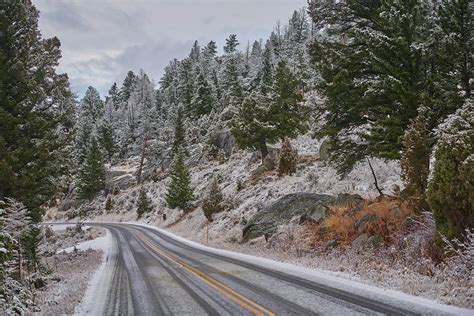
[427,101,473,246]
[202,178,224,222]
[278,139,298,176]
[105,196,113,212]
[400,106,430,203]
[313,197,413,246]
[136,188,153,219]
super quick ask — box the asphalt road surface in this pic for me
[76,223,463,316]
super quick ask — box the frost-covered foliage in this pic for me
[165,150,194,210]
[136,188,153,219]
[278,139,298,176]
[427,100,474,245]
[401,106,430,200]
[0,199,36,314]
[202,178,224,222]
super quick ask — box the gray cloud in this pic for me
[34,0,307,97]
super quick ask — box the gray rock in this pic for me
[351,233,369,248]
[325,239,337,249]
[367,235,382,248]
[58,193,79,212]
[319,139,333,161]
[251,165,267,180]
[355,213,377,230]
[249,147,279,165]
[242,193,336,242]
[210,129,235,158]
[111,174,135,191]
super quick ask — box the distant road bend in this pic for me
[73,223,461,315]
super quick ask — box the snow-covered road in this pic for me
[74,223,471,315]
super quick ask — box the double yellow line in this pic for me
[134,230,275,316]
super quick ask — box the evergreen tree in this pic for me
[260,41,273,94]
[192,72,214,117]
[105,195,113,212]
[165,150,194,210]
[203,40,218,59]
[401,107,431,199]
[108,82,120,110]
[232,93,273,162]
[202,178,224,222]
[0,0,72,221]
[99,120,115,163]
[437,0,472,99]
[427,100,473,245]
[278,139,298,176]
[271,60,308,139]
[224,34,239,54]
[81,86,104,123]
[77,137,106,200]
[136,188,153,218]
[171,107,186,156]
[189,40,201,63]
[121,71,137,103]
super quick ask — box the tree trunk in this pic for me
[137,129,148,185]
[367,157,384,197]
[260,143,269,164]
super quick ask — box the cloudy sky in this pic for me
[33,0,307,98]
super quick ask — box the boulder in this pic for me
[355,213,377,230]
[242,193,336,242]
[210,129,235,158]
[351,233,369,248]
[249,147,279,166]
[319,139,332,161]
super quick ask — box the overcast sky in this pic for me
[33,0,307,98]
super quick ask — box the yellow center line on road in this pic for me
[132,230,276,316]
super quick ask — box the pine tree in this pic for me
[80,86,104,123]
[165,150,194,210]
[308,0,461,174]
[271,60,308,139]
[136,188,153,218]
[108,82,120,110]
[260,41,273,94]
[202,178,224,222]
[427,100,473,245]
[203,41,218,59]
[232,93,273,162]
[192,72,214,117]
[401,107,431,199]
[0,0,72,221]
[99,120,115,163]
[224,34,239,54]
[77,137,106,200]
[278,139,298,176]
[105,195,113,212]
[171,108,186,156]
[121,71,137,103]
[189,40,201,63]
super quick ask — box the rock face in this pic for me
[211,129,235,158]
[243,193,343,242]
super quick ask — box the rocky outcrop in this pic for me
[319,139,332,162]
[210,129,235,158]
[242,193,362,242]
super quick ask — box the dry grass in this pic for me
[312,197,415,246]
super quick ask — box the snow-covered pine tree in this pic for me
[191,71,214,118]
[224,34,239,54]
[427,100,474,245]
[77,137,106,200]
[171,107,186,156]
[120,71,137,103]
[105,195,113,212]
[278,139,298,176]
[202,177,224,222]
[165,149,194,210]
[232,93,274,162]
[136,188,153,218]
[270,60,308,140]
[0,0,72,221]
[260,40,273,95]
[98,120,115,163]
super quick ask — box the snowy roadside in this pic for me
[25,225,108,315]
[129,222,473,315]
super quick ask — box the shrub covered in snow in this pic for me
[202,178,224,222]
[427,100,474,245]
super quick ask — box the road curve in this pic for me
[74,223,466,316]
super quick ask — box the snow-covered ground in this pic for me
[50,133,472,309]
